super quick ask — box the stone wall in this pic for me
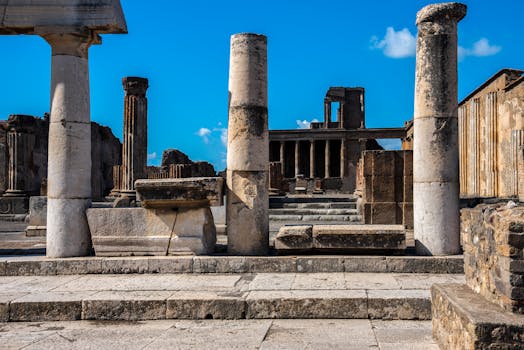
[461,203,524,314]
[0,115,121,201]
[146,149,216,180]
[358,150,413,229]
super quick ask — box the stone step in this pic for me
[0,272,465,322]
[269,208,359,216]
[270,214,362,222]
[0,255,464,276]
[271,202,358,209]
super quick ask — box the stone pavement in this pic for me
[0,272,464,322]
[0,319,439,349]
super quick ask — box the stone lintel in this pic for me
[416,2,467,25]
[0,0,127,35]
[135,177,224,208]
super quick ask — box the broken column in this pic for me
[120,77,148,199]
[43,30,100,257]
[226,33,269,255]
[413,3,466,255]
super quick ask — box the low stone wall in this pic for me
[461,203,524,314]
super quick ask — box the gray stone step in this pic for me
[271,202,357,209]
[0,255,464,276]
[0,272,465,322]
[270,214,362,222]
[269,208,359,216]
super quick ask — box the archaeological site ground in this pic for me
[0,1,523,349]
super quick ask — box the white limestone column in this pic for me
[325,140,331,178]
[413,3,466,255]
[294,141,300,177]
[309,140,315,178]
[226,33,268,255]
[43,30,99,257]
[279,141,285,176]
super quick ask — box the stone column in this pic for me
[340,139,346,178]
[324,99,331,127]
[325,140,331,178]
[43,29,100,257]
[294,141,300,177]
[309,140,315,178]
[413,3,466,255]
[120,77,148,199]
[5,119,32,196]
[279,141,285,176]
[226,33,269,255]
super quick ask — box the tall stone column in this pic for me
[294,141,300,177]
[279,141,285,176]
[310,140,315,178]
[120,77,148,199]
[413,3,466,255]
[226,33,269,255]
[325,140,331,178]
[43,29,99,258]
[340,139,346,178]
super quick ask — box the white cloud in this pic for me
[219,128,228,146]
[370,27,416,58]
[296,119,319,129]
[459,38,501,60]
[147,152,157,160]
[196,127,212,143]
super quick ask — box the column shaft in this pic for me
[279,141,285,177]
[226,33,268,255]
[309,140,315,178]
[294,141,300,178]
[43,30,98,258]
[325,140,331,178]
[413,3,466,255]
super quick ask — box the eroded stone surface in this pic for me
[274,225,313,250]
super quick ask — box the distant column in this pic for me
[324,100,331,127]
[43,29,99,257]
[120,77,148,199]
[413,3,466,255]
[340,139,346,178]
[325,140,331,178]
[226,33,269,255]
[309,140,315,178]
[294,141,300,177]
[279,141,285,176]
[5,117,33,197]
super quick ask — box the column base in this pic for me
[0,194,28,214]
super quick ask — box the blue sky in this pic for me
[0,0,522,169]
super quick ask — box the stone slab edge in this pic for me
[0,255,464,276]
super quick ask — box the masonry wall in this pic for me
[461,203,524,314]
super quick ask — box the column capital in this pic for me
[122,77,149,96]
[40,27,101,58]
[416,3,466,25]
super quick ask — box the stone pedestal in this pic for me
[25,196,47,237]
[413,2,466,255]
[120,77,148,200]
[226,33,269,255]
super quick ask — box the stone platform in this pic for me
[0,255,463,275]
[0,272,464,322]
[431,284,524,349]
[0,319,440,349]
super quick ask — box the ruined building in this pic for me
[268,87,407,194]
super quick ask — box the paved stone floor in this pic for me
[0,319,439,349]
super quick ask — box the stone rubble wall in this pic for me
[461,203,524,314]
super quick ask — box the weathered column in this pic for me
[43,29,99,257]
[226,33,269,255]
[294,141,300,177]
[120,77,148,199]
[309,140,315,178]
[324,99,331,127]
[279,141,285,176]
[5,116,34,196]
[340,139,346,178]
[413,3,466,255]
[325,140,331,178]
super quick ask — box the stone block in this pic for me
[166,291,246,319]
[344,256,387,273]
[27,196,47,226]
[274,225,313,251]
[0,195,28,214]
[168,207,216,255]
[371,176,396,202]
[246,257,296,273]
[0,260,6,276]
[368,202,400,225]
[432,284,524,350]
[53,258,103,275]
[148,256,193,274]
[6,260,56,276]
[87,207,175,256]
[192,256,249,273]
[295,256,345,273]
[403,176,413,202]
[25,226,46,237]
[101,257,149,274]
[82,291,170,321]
[385,256,464,274]
[9,292,90,321]
[135,177,224,208]
[402,202,413,229]
[362,151,374,177]
[372,151,397,176]
[245,290,367,319]
[367,290,431,320]
[312,225,405,252]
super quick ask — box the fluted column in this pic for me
[413,3,466,255]
[226,33,269,255]
[309,140,315,178]
[120,77,148,199]
[325,140,331,178]
[43,29,99,257]
[4,117,33,197]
